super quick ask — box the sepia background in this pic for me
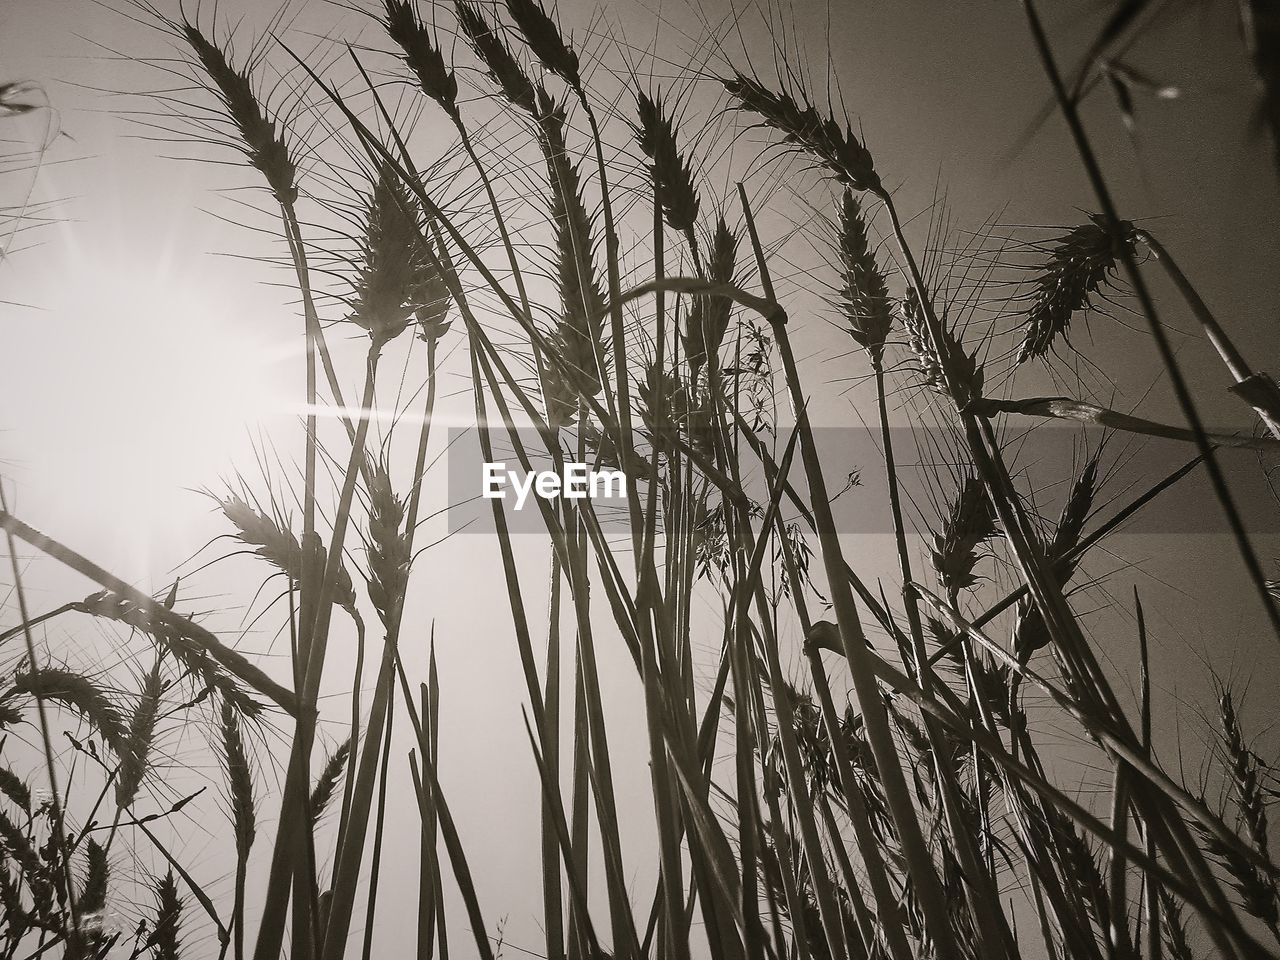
[3,0,1279,955]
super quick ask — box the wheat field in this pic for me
[2,1,1280,958]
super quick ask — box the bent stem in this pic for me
[1134,229,1280,439]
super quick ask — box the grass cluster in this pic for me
[3,1,1280,959]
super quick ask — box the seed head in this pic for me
[539,90,606,423]
[901,287,983,407]
[217,492,303,582]
[1014,455,1099,662]
[0,768,31,812]
[76,839,109,921]
[931,474,996,597]
[348,167,433,348]
[724,72,880,192]
[115,662,164,809]
[74,589,265,718]
[181,23,297,204]
[506,0,580,91]
[1160,888,1195,960]
[310,738,352,827]
[221,701,256,860]
[634,90,700,234]
[148,870,183,959]
[455,0,538,114]
[684,217,738,377]
[413,227,453,343]
[836,189,892,363]
[1213,690,1278,924]
[1019,215,1136,363]
[217,491,358,614]
[367,460,411,629]
[6,666,131,763]
[385,0,459,121]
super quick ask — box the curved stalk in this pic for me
[1135,229,1280,439]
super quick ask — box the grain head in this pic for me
[455,0,538,114]
[348,167,432,349]
[684,217,738,378]
[367,460,411,629]
[148,869,183,960]
[310,737,353,827]
[506,0,581,92]
[181,22,297,204]
[115,661,164,810]
[931,474,996,597]
[385,0,460,122]
[836,188,892,364]
[1018,215,1137,363]
[724,72,880,193]
[634,90,701,235]
[901,285,984,408]
[220,701,256,860]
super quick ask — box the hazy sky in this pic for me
[3,0,1279,954]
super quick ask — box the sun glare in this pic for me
[9,255,293,561]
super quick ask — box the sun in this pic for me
[4,247,295,567]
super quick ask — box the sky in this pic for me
[3,0,1280,955]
